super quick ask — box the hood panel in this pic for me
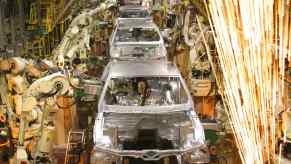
[101,112,200,150]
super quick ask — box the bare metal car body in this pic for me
[91,61,209,163]
[119,0,142,6]
[110,18,167,61]
[119,5,151,19]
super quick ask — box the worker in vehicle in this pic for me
[136,78,151,106]
[161,83,174,105]
[72,56,82,77]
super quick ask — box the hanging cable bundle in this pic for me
[203,0,291,163]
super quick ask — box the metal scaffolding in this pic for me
[0,1,5,49]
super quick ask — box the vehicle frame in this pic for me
[118,5,151,19]
[109,18,167,61]
[91,61,209,164]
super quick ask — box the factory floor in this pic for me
[280,158,291,164]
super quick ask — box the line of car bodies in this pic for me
[109,5,166,61]
[91,4,209,164]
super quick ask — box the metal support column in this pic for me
[17,0,26,56]
[18,0,25,40]
[0,1,5,49]
[37,0,42,28]
[10,12,16,56]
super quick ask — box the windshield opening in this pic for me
[115,28,160,42]
[105,77,188,106]
[111,44,162,58]
[120,10,149,18]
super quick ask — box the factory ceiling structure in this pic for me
[0,0,290,164]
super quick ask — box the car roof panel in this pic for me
[107,61,181,77]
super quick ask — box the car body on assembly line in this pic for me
[91,61,209,164]
[119,5,151,19]
[110,18,167,61]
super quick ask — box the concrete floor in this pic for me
[280,158,291,164]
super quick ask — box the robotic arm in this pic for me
[183,10,195,47]
[16,73,71,162]
[22,73,70,113]
[13,72,72,163]
[14,72,72,162]
[54,0,117,68]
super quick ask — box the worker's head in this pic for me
[72,57,81,68]
[137,80,147,96]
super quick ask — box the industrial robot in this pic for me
[14,72,72,163]
[53,0,117,69]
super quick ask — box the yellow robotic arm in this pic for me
[22,73,70,113]
[53,0,117,69]
[15,72,71,163]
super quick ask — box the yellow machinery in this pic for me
[40,0,55,33]
[27,0,56,33]
[28,2,38,31]
[22,37,46,58]
[23,0,67,59]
